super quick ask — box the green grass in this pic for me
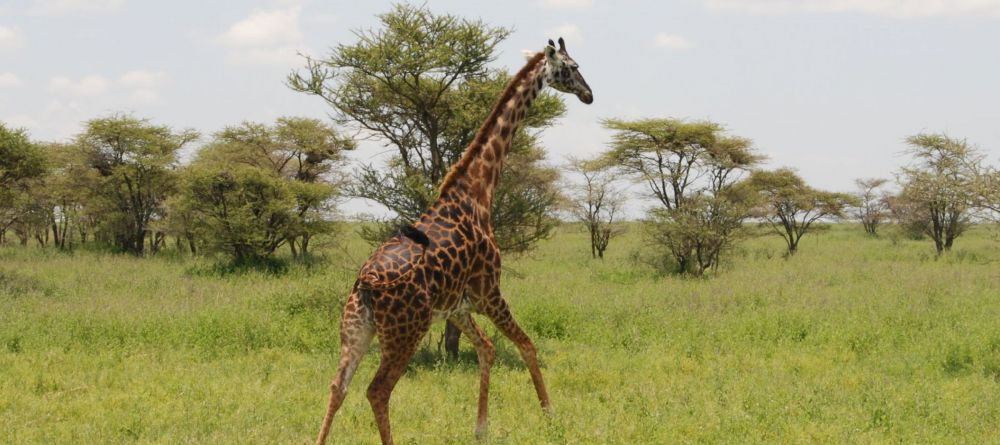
[2,225,1000,444]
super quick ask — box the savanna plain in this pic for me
[2,225,1000,444]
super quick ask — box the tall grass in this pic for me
[2,225,999,444]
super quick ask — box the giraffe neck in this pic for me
[437,53,549,214]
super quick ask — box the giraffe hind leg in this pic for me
[316,294,375,445]
[481,292,552,415]
[366,318,430,445]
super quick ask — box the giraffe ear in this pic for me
[544,44,557,59]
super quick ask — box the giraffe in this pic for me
[315,37,593,445]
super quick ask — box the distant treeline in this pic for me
[3,3,999,273]
[0,116,353,261]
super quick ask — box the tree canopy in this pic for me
[289,3,565,254]
[892,133,985,253]
[602,117,762,274]
[749,168,856,255]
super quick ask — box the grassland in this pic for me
[2,225,1000,444]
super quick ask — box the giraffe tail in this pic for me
[398,223,430,247]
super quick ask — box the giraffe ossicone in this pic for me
[315,37,593,445]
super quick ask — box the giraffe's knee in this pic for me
[366,381,387,406]
[481,341,495,367]
[516,339,537,360]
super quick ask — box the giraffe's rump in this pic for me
[357,233,427,290]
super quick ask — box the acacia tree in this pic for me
[892,133,985,254]
[288,5,564,249]
[77,115,198,255]
[172,118,353,261]
[0,123,47,244]
[603,118,761,275]
[289,4,565,358]
[565,157,625,259]
[175,163,298,262]
[204,118,355,256]
[854,178,890,236]
[980,169,1000,219]
[749,168,856,255]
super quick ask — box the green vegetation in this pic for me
[601,117,762,275]
[289,3,565,254]
[3,224,1000,444]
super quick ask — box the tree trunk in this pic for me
[301,233,311,256]
[444,320,461,360]
[51,217,61,248]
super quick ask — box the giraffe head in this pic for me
[544,37,593,104]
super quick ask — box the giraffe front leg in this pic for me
[480,290,552,416]
[449,312,495,439]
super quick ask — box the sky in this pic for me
[2,0,999,216]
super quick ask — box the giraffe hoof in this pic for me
[474,423,488,441]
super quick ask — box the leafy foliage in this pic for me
[565,156,625,259]
[854,178,891,236]
[891,133,985,254]
[289,4,564,254]
[177,164,297,262]
[749,168,856,255]
[0,123,47,245]
[172,118,353,261]
[603,117,762,275]
[75,115,198,255]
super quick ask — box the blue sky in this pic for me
[2,0,999,215]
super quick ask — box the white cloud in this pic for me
[0,25,23,50]
[28,0,126,16]
[546,24,583,45]
[49,75,111,96]
[117,69,167,104]
[220,7,303,47]
[539,0,593,10]
[0,72,21,87]
[119,69,165,89]
[704,0,1000,18]
[45,69,166,104]
[654,33,693,50]
[218,6,310,66]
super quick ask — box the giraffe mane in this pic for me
[438,51,546,193]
